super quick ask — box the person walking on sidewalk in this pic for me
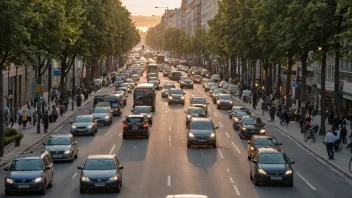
[8,108,15,128]
[324,129,335,160]
[17,106,23,127]
[27,105,32,125]
[22,110,28,128]
[43,110,49,133]
[270,105,276,122]
[32,110,38,126]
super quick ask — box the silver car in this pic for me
[43,134,78,162]
[132,106,153,124]
[119,83,132,93]
[150,80,161,90]
[91,107,113,126]
[70,115,98,135]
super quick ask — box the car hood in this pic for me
[191,104,206,108]
[187,113,206,118]
[83,170,116,178]
[259,164,289,172]
[93,113,109,117]
[134,112,152,117]
[219,99,232,103]
[7,171,43,179]
[243,124,264,129]
[170,94,183,97]
[46,145,71,151]
[254,145,280,150]
[190,129,213,135]
[72,122,92,127]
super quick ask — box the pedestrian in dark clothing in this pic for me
[283,110,290,125]
[332,114,340,128]
[8,108,15,128]
[59,104,64,116]
[270,106,276,122]
[340,125,347,144]
[43,110,49,133]
[328,110,334,125]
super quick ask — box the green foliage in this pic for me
[3,128,23,146]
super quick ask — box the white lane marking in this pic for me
[166,110,167,114]
[229,177,234,183]
[214,112,218,117]
[167,176,171,186]
[225,132,230,138]
[219,122,223,128]
[119,132,122,137]
[134,146,136,149]
[109,145,116,155]
[218,148,224,158]
[72,172,77,179]
[233,185,240,195]
[227,168,230,172]
[231,141,241,154]
[296,172,316,190]
[169,135,171,142]
[169,126,171,132]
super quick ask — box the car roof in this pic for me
[191,118,211,122]
[218,93,231,96]
[88,155,115,160]
[258,147,283,154]
[76,115,93,118]
[166,195,209,198]
[127,114,145,118]
[49,134,72,138]
[134,106,150,109]
[252,135,276,139]
[170,88,182,91]
[16,151,49,159]
[188,107,204,110]
[191,96,205,99]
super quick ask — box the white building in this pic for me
[201,0,220,30]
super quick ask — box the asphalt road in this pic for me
[0,70,351,198]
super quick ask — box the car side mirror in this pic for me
[42,143,47,146]
[279,143,283,145]
[44,166,51,171]
[247,140,251,144]
[77,166,83,170]
[251,159,257,164]
[215,126,219,129]
[3,167,9,171]
[119,166,124,170]
[291,161,295,164]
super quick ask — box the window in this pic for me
[243,117,263,125]
[47,137,71,145]
[126,117,144,123]
[134,91,153,100]
[10,159,43,171]
[75,116,92,123]
[188,108,205,115]
[259,154,287,164]
[84,159,116,170]
[255,138,278,146]
[190,121,214,130]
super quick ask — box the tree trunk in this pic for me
[300,51,309,111]
[334,42,340,114]
[276,62,282,99]
[320,47,327,135]
[269,63,273,94]
[36,68,42,134]
[0,67,4,156]
[263,59,269,96]
[241,58,246,86]
[286,56,293,108]
[252,60,256,92]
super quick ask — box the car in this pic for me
[189,96,208,114]
[168,88,186,105]
[122,115,150,139]
[148,76,158,82]
[147,72,158,79]
[216,94,233,109]
[248,135,282,160]
[113,77,124,87]
[91,107,113,126]
[201,78,211,88]
[187,118,218,148]
[228,85,240,96]
[70,115,98,135]
[185,107,207,126]
[149,80,161,90]
[211,74,221,83]
[205,82,217,92]
[4,151,54,195]
[250,148,294,187]
[131,74,139,82]
[115,87,128,96]
[179,76,189,83]
[43,134,78,161]
[209,86,218,97]
[229,106,251,119]
[163,68,172,77]
[161,83,176,98]
[132,106,153,124]
[201,70,210,78]
[231,111,251,130]
[126,79,136,87]
[222,83,231,90]
[212,88,226,103]
[238,116,266,139]
[180,78,193,89]
[112,91,127,106]
[119,83,132,93]
[78,155,123,193]
[192,75,202,83]
[219,81,228,88]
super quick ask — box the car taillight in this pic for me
[123,124,128,128]
[143,124,148,128]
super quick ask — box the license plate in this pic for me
[95,183,105,187]
[52,155,62,158]
[132,126,138,130]
[18,185,29,188]
[271,177,282,180]
[198,139,206,142]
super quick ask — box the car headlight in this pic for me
[229,101,233,104]
[234,117,238,121]
[5,178,14,184]
[187,115,191,119]
[33,177,43,183]
[210,133,216,137]
[109,176,119,181]
[71,125,76,129]
[81,176,90,181]
[147,114,151,118]
[104,115,110,119]
[188,133,194,137]
[64,149,71,154]
[181,96,184,99]
[250,146,255,150]
[258,169,267,175]
[242,128,247,131]
[260,129,265,133]
[217,101,220,104]
[285,169,293,175]
[192,72,195,74]
[87,125,93,128]
[169,96,172,99]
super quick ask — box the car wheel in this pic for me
[187,142,191,148]
[168,102,171,105]
[5,190,11,196]
[248,154,251,160]
[254,178,260,186]
[217,106,220,109]
[124,102,126,106]
[213,101,216,104]
[40,180,46,195]
[182,102,185,105]
[80,188,86,194]
[145,133,149,139]
[115,182,121,193]
[149,120,152,125]
[213,143,217,148]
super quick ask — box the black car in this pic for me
[187,118,218,148]
[216,94,233,109]
[4,151,54,195]
[232,111,251,130]
[247,135,282,160]
[161,83,176,98]
[192,75,202,83]
[180,78,193,89]
[250,148,294,187]
[168,88,186,105]
[189,96,208,114]
[185,107,207,126]
[238,116,266,139]
[163,68,172,77]
[78,155,123,193]
[229,106,251,119]
[122,115,150,139]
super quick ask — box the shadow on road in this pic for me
[117,138,149,162]
[187,148,217,168]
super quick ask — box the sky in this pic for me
[121,0,181,16]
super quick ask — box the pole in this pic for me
[48,62,52,105]
[72,61,75,110]
[36,68,42,134]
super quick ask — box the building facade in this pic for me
[201,0,220,30]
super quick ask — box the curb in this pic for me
[232,96,352,181]
[0,88,106,167]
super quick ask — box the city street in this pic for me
[0,72,351,198]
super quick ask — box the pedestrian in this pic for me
[59,103,64,116]
[340,125,347,144]
[43,110,49,133]
[270,105,276,122]
[8,108,15,128]
[32,110,37,126]
[283,110,289,126]
[332,114,340,128]
[17,106,23,127]
[27,105,32,125]
[22,110,28,128]
[324,129,335,160]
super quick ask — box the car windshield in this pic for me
[163,84,175,89]
[259,154,287,164]
[214,89,223,94]
[111,103,119,108]
[10,159,43,171]
[191,98,206,104]
[47,137,71,145]
[170,90,183,94]
[218,95,232,100]
[188,108,205,115]
[135,91,153,100]
[190,121,214,130]
[84,159,116,170]
[94,108,109,113]
[213,75,220,79]
[75,116,92,123]
[235,111,248,117]
[126,117,144,123]
[193,76,201,79]
[134,107,150,113]
[243,117,263,125]
[255,138,278,146]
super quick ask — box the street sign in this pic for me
[53,69,62,76]
[293,82,298,88]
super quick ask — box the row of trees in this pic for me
[0,0,140,156]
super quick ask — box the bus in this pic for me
[156,55,165,64]
[146,63,158,74]
[133,83,156,112]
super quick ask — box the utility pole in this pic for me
[72,60,75,111]
[36,67,43,134]
[48,62,52,105]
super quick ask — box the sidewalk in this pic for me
[232,96,352,180]
[0,88,105,166]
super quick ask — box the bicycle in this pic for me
[333,140,342,152]
[304,128,316,143]
[349,157,352,173]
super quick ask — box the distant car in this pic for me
[201,70,210,78]
[131,74,139,82]
[122,115,150,139]
[112,91,127,106]
[205,82,217,92]
[126,79,136,87]
[119,83,132,93]
[250,148,294,187]
[180,78,193,89]
[148,76,158,82]
[78,155,123,193]
[211,75,221,83]
[91,107,113,126]
[70,115,98,135]
[185,107,206,126]
[149,80,161,90]
[247,135,282,160]
[201,78,211,88]
[163,68,172,77]
[161,83,176,98]
[222,83,231,90]
[216,94,233,109]
[115,87,128,97]
[132,106,153,124]
[238,116,266,139]
[192,75,202,83]
[4,151,54,195]
[179,76,189,83]
[189,96,208,114]
[43,134,78,162]
[209,86,219,97]
[187,118,218,148]
[168,88,185,105]
[228,85,240,96]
